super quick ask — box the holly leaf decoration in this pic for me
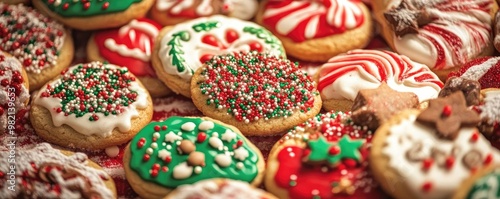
[243,26,285,57]
[192,21,220,32]
[167,31,190,73]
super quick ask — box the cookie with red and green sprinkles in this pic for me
[123,116,265,198]
[264,111,388,199]
[30,61,153,150]
[33,0,155,30]
[0,3,74,91]
[190,51,322,136]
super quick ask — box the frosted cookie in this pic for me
[32,0,154,30]
[473,89,500,145]
[152,15,285,97]
[453,165,500,199]
[448,56,500,89]
[87,18,171,97]
[191,52,321,136]
[0,143,116,198]
[0,3,73,91]
[255,0,373,62]
[123,116,265,198]
[0,52,29,133]
[164,179,278,199]
[30,62,153,150]
[317,49,443,112]
[265,111,388,199]
[151,0,258,26]
[373,0,498,80]
[370,92,500,199]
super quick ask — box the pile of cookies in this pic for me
[1,0,500,198]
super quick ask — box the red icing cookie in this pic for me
[264,111,388,199]
[448,56,500,89]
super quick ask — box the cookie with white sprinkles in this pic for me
[30,61,153,150]
[123,116,265,198]
[190,51,322,136]
[0,3,74,91]
[0,143,116,199]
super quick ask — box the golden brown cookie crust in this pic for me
[123,117,266,199]
[190,64,322,136]
[255,0,374,62]
[32,0,154,30]
[87,34,172,97]
[30,71,153,150]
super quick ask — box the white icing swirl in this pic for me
[171,179,266,199]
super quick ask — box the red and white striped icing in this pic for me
[262,0,365,42]
[317,49,443,102]
[390,0,493,70]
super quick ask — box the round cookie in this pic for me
[448,56,500,89]
[0,3,73,91]
[255,0,373,62]
[32,0,154,30]
[0,143,117,198]
[453,165,500,199]
[152,15,285,98]
[370,93,500,199]
[151,0,258,26]
[123,116,265,199]
[190,52,322,136]
[30,61,153,150]
[316,49,443,112]
[372,0,498,80]
[0,52,29,134]
[164,179,278,199]
[265,111,388,199]
[87,18,171,97]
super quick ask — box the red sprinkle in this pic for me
[484,153,493,165]
[154,125,161,132]
[143,154,150,161]
[328,146,341,155]
[442,105,452,117]
[421,182,433,192]
[445,156,455,169]
[422,158,433,171]
[470,131,479,142]
[197,132,207,143]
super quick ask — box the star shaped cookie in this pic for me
[384,0,433,36]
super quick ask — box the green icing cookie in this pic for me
[41,0,142,17]
[467,169,500,199]
[129,116,260,188]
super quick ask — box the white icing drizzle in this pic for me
[391,0,493,69]
[0,52,29,132]
[156,0,214,16]
[0,143,114,199]
[382,114,500,199]
[32,63,149,137]
[158,15,283,81]
[461,57,500,81]
[171,179,265,199]
[104,39,150,62]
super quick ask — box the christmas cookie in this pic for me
[317,49,443,112]
[32,0,155,30]
[30,61,153,150]
[265,111,388,199]
[123,116,265,198]
[438,77,481,107]
[0,3,73,91]
[87,18,171,97]
[448,56,500,89]
[255,0,373,62]
[164,178,278,199]
[370,92,500,199]
[191,52,321,136]
[0,52,29,134]
[453,165,500,199]
[0,0,29,4]
[151,0,258,26]
[473,89,500,146]
[373,0,498,80]
[0,143,116,198]
[152,15,285,98]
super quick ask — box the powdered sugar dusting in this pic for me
[461,57,500,81]
[481,90,500,124]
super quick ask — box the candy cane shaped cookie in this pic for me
[151,0,258,26]
[33,0,155,30]
[373,0,498,80]
[88,18,171,97]
[152,15,285,98]
[256,0,373,62]
[0,3,73,91]
[317,49,443,112]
